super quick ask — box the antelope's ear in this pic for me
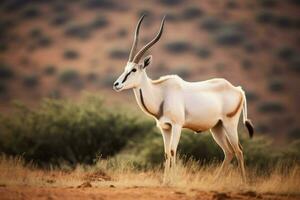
[142,55,152,69]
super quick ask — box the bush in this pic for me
[159,0,183,6]
[83,0,118,10]
[256,10,275,24]
[200,16,222,32]
[65,24,91,40]
[288,57,300,72]
[275,15,294,28]
[22,5,41,19]
[0,96,154,166]
[109,49,128,59]
[195,46,212,59]
[241,59,253,70]
[245,91,259,102]
[0,43,8,52]
[244,42,258,53]
[23,74,39,87]
[59,69,80,84]
[260,0,278,8]
[0,62,14,80]
[215,25,245,46]
[268,79,284,92]
[173,67,191,79]
[89,16,108,30]
[86,72,98,83]
[101,74,117,87]
[276,46,296,61]
[165,41,191,54]
[258,101,285,113]
[50,13,71,26]
[44,65,56,75]
[63,50,79,60]
[181,7,203,20]
[0,82,7,95]
[29,27,43,38]
[37,36,52,47]
[288,128,300,140]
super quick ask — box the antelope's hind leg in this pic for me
[222,119,246,181]
[211,121,234,179]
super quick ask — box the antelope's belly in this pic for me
[183,95,222,132]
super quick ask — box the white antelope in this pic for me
[113,15,254,181]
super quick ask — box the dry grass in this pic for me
[0,155,299,195]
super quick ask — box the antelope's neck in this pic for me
[133,72,162,119]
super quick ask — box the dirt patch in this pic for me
[84,170,112,182]
[0,186,299,200]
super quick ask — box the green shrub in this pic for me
[256,10,275,24]
[86,72,98,83]
[173,67,191,79]
[258,101,285,113]
[244,42,258,53]
[0,42,8,52]
[165,41,191,54]
[276,46,296,61]
[215,24,245,46]
[63,50,79,60]
[44,65,56,75]
[0,62,14,80]
[159,0,183,6]
[65,24,91,40]
[268,79,284,92]
[241,59,253,70]
[101,74,117,87]
[59,69,80,84]
[259,0,278,8]
[181,7,203,20]
[0,82,7,96]
[22,5,41,19]
[288,128,300,140]
[23,74,39,87]
[29,27,43,38]
[0,96,154,167]
[288,57,300,72]
[200,16,222,32]
[89,15,108,30]
[109,49,128,59]
[83,0,118,10]
[194,46,212,59]
[38,36,52,47]
[245,91,259,102]
[51,13,71,26]
[59,69,84,90]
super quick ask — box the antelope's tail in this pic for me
[240,88,254,138]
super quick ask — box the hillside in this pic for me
[0,0,299,138]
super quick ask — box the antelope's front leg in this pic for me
[160,127,171,177]
[169,124,182,167]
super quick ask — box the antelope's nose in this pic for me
[114,82,119,87]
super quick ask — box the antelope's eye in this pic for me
[132,68,137,72]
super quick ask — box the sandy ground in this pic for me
[0,185,299,200]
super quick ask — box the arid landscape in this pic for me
[0,0,299,199]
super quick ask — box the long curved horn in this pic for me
[128,15,145,62]
[133,16,166,63]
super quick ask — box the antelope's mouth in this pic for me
[113,85,123,92]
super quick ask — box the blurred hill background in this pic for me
[0,0,299,142]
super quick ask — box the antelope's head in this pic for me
[113,15,166,91]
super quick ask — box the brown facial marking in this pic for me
[170,150,174,157]
[165,153,168,160]
[227,95,243,117]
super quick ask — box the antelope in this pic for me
[113,15,254,181]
